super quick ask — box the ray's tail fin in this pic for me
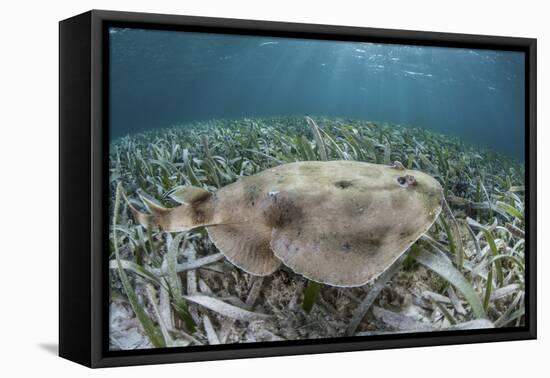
[121,189,156,229]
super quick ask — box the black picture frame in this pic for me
[59,9,537,368]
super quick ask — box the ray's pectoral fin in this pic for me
[269,223,403,287]
[207,224,281,276]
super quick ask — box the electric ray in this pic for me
[127,160,443,287]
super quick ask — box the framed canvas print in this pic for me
[59,10,536,368]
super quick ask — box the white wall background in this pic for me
[0,0,546,376]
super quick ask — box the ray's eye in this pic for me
[334,180,352,189]
[397,175,417,187]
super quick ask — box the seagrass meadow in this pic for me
[108,116,526,350]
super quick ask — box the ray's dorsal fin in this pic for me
[137,189,168,215]
[167,185,212,205]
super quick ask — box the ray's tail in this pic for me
[121,185,217,233]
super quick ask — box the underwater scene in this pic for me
[108,27,526,350]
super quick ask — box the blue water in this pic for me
[109,27,525,158]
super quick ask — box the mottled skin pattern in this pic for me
[132,161,443,287]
